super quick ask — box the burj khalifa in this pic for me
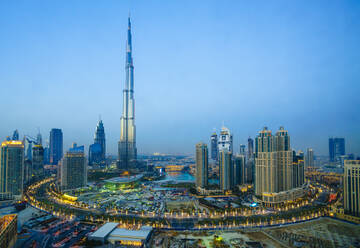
[118,17,137,168]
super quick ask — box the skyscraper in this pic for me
[60,144,87,190]
[89,119,106,165]
[195,143,208,189]
[118,17,137,169]
[32,144,44,179]
[0,140,24,197]
[12,130,19,140]
[344,160,360,217]
[305,148,314,168]
[210,132,218,161]
[233,155,245,186]
[255,127,276,195]
[247,137,254,159]
[219,150,233,191]
[239,144,246,156]
[255,127,303,204]
[218,126,232,153]
[50,128,63,165]
[329,137,345,162]
[94,119,106,160]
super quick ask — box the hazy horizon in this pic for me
[1,1,359,156]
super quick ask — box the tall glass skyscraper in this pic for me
[210,132,218,161]
[95,119,105,159]
[50,128,63,165]
[329,137,345,162]
[89,119,106,165]
[118,17,137,168]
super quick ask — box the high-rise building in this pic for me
[43,141,50,165]
[94,119,106,160]
[89,143,102,166]
[89,119,106,165]
[292,152,305,188]
[50,129,63,165]
[210,132,218,161]
[60,144,87,190]
[247,137,254,159]
[118,17,137,169]
[329,137,345,162]
[12,130,19,140]
[255,127,276,195]
[0,140,24,197]
[274,127,293,191]
[344,160,360,217]
[305,148,314,168]
[219,150,232,191]
[239,144,246,156]
[218,126,232,153]
[233,155,245,186]
[32,145,44,179]
[36,132,42,145]
[195,143,208,189]
[255,127,303,204]
[24,137,33,161]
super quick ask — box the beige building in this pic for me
[255,127,305,205]
[195,143,208,189]
[344,160,360,217]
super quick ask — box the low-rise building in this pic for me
[0,214,17,248]
[89,223,152,247]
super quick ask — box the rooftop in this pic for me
[89,222,118,239]
[105,174,143,184]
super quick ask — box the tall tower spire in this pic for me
[118,16,137,169]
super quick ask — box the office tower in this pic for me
[24,137,33,161]
[329,137,345,162]
[305,148,314,168]
[210,132,218,160]
[218,126,232,153]
[219,150,233,191]
[344,160,360,217]
[60,144,87,190]
[32,145,44,178]
[94,119,106,160]
[195,143,208,188]
[245,158,255,184]
[88,143,102,165]
[118,17,137,169]
[50,128,63,165]
[0,140,24,197]
[43,143,50,165]
[239,144,246,156]
[233,155,245,186]
[12,130,19,140]
[255,127,295,199]
[23,160,32,185]
[36,132,42,145]
[293,152,305,188]
[247,137,254,159]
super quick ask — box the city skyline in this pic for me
[1,1,359,155]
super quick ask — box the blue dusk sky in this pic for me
[0,0,359,156]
